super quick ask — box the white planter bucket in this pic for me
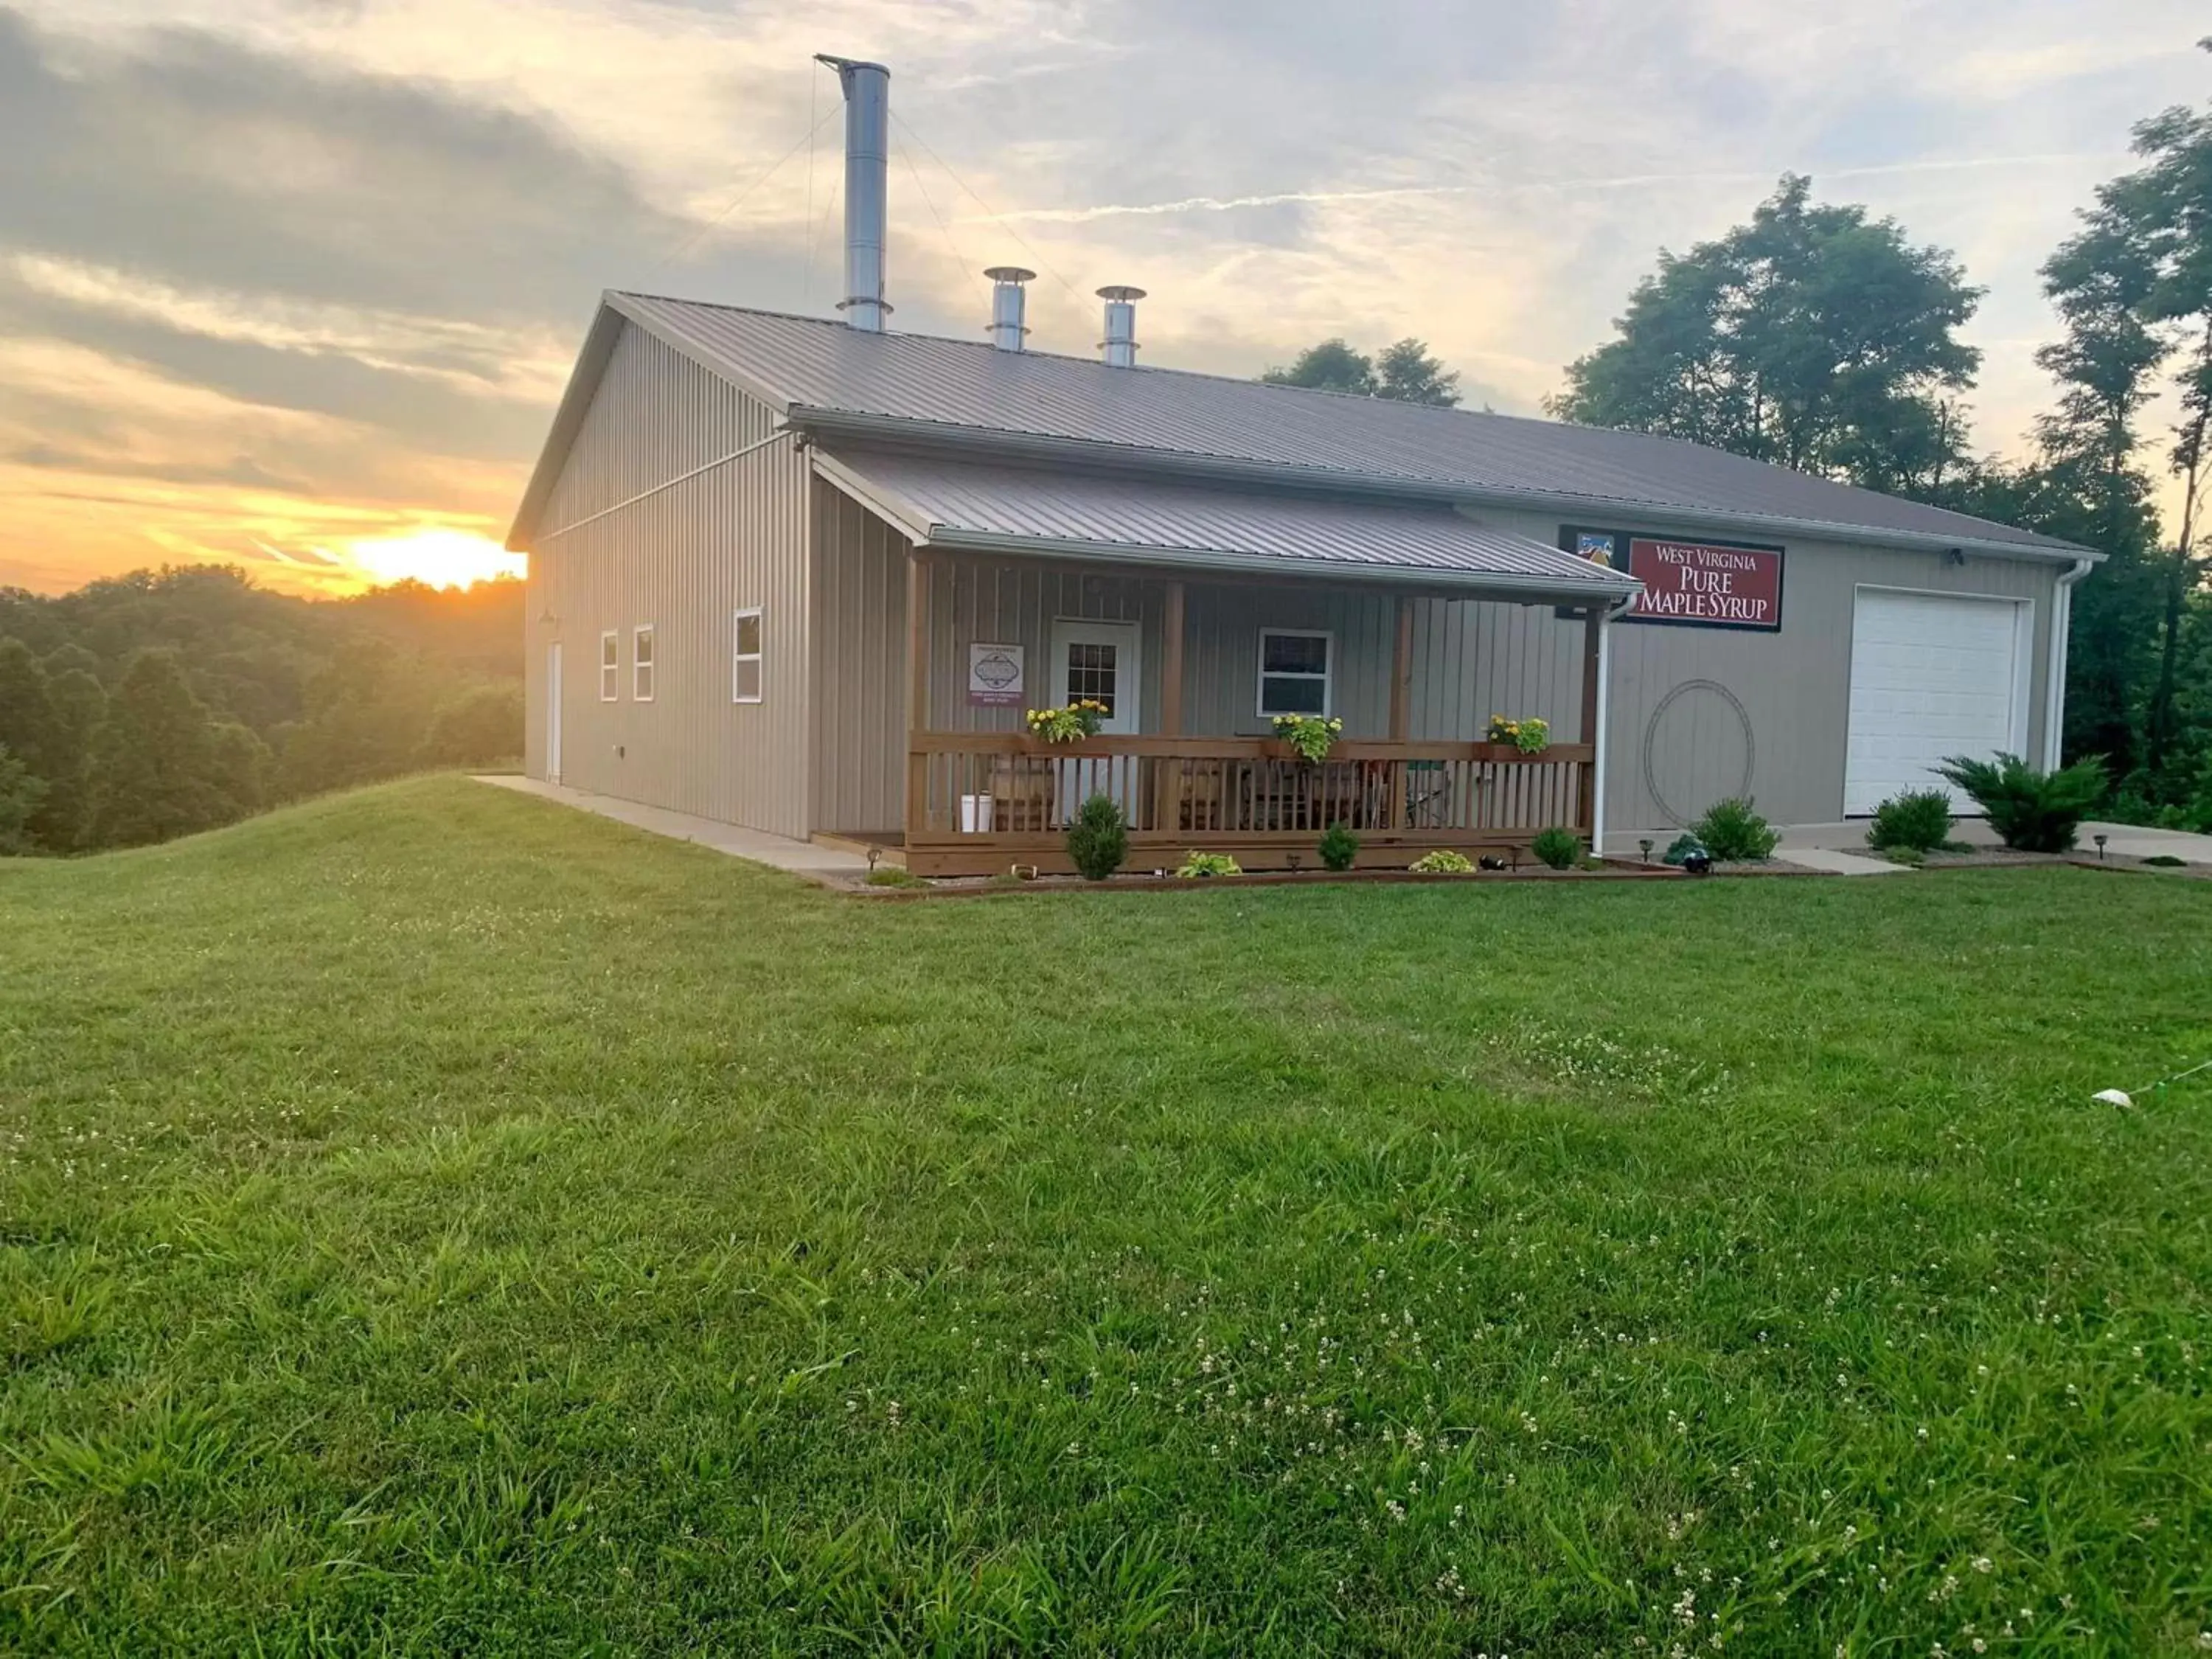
[959,793,995,834]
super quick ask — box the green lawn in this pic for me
[3,779,2210,1655]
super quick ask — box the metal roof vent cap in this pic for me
[985,266,1034,352]
[815,54,891,332]
[1097,285,1145,366]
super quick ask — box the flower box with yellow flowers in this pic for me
[1023,700,1110,745]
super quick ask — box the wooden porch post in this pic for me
[1388,596,1412,741]
[1161,581,1186,735]
[1152,581,1186,834]
[905,554,929,841]
[1388,596,1413,830]
[1576,608,1602,841]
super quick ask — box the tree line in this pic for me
[0,566,524,855]
[1270,46,2212,828]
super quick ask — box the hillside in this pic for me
[0,567,523,855]
[3,779,2209,1653]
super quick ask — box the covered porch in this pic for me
[808,447,1639,876]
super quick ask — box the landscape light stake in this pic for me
[2094,833,2107,861]
[1639,838,1654,865]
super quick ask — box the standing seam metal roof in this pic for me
[817,445,1641,596]
[602,291,2086,558]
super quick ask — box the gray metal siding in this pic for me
[1406,597,1586,742]
[805,501,1589,752]
[810,479,910,834]
[523,319,813,838]
[914,557,1164,734]
[1461,506,2059,832]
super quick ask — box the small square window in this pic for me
[1064,639,1117,715]
[732,608,763,703]
[633,625,655,703]
[599,631,619,701]
[1257,629,1332,718]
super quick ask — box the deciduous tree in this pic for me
[1551,174,1984,497]
[88,649,248,847]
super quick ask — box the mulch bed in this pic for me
[843,860,1694,899]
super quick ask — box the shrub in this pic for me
[1317,821,1360,872]
[1175,851,1242,878]
[1692,797,1778,861]
[1935,752,2107,852]
[1065,793,1129,881]
[1530,827,1580,869]
[1865,788,1955,853]
[1408,849,1475,874]
[1661,832,1707,866]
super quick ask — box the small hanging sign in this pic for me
[967,642,1026,706]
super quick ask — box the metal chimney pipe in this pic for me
[1098,285,1144,367]
[985,266,1034,351]
[815,55,891,332]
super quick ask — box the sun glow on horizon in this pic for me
[333,526,525,591]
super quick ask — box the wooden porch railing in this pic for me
[903,733,1593,872]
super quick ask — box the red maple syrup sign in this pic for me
[1625,537,1783,630]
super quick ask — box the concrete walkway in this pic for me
[1774,846,1913,876]
[474,776,873,881]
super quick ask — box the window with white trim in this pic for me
[1257,629,1332,717]
[732,608,763,703]
[599,630,619,701]
[633,624,655,702]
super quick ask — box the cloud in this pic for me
[9,255,573,403]
[959,153,2118,229]
[3,0,2210,592]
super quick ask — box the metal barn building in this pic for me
[507,58,2098,874]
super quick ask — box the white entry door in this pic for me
[545,641,564,784]
[1844,589,2030,814]
[1049,619,1141,823]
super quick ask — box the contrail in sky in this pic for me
[956,153,2113,226]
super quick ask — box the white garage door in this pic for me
[1845,589,2028,815]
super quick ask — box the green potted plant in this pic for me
[1486,714,1551,754]
[1270,713,1343,763]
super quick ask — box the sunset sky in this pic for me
[1,1,2205,598]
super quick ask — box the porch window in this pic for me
[599,630,619,701]
[633,625,655,702]
[1257,629,1332,717]
[1065,640,1119,716]
[732,608,763,703]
